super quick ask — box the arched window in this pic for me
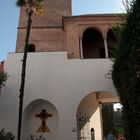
[28,44,36,52]
[91,128,95,140]
[82,28,105,58]
[107,28,117,58]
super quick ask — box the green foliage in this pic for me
[16,0,44,15]
[108,24,125,59]
[16,0,26,6]
[16,0,44,6]
[112,0,140,139]
[0,129,15,140]
[28,134,46,140]
[0,71,8,87]
[113,110,124,137]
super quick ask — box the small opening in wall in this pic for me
[28,44,36,52]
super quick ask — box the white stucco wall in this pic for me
[21,99,59,140]
[0,52,117,140]
[77,93,103,140]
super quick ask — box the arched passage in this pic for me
[107,28,117,58]
[82,28,105,58]
[76,91,119,140]
[22,99,59,140]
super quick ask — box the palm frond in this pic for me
[16,0,26,6]
[0,71,8,87]
[35,1,44,15]
[17,0,44,16]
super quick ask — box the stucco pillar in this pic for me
[99,103,104,140]
[79,38,83,59]
[102,29,108,58]
[104,38,108,58]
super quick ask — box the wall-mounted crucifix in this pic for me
[35,109,53,133]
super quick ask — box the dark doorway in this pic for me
[102,104,114,138]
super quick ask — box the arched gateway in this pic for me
[76,91,119,140]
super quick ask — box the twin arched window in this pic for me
[81,27,117,59]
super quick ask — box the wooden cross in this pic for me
[35,109,52,133]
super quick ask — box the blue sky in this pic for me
[0,0,124,61]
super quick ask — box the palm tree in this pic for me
[16,0,43,140]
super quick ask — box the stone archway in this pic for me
[76,91,119,140]
[82,28,105,59]
[21,99,59,140]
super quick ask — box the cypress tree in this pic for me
[112,0,140,139]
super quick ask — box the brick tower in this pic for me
[16,0,71,52]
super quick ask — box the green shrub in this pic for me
[0,129,15,140]
[112,0,140,139]
[28,134,46,140]
[0,71,8,87]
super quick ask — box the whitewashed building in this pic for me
[0,0,121,140]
